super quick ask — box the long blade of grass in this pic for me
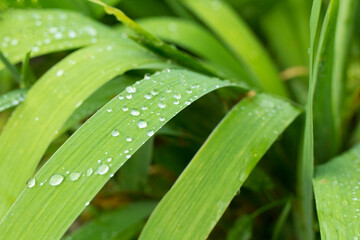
[65,201,157,240]
[0,41,164,218]
[181,0,288,97]
[0,50,21,83]
[313,0,357,163]
[0,69,238,239]
[313,143,360,239]
[124,17,249,81]
[139,94,300,239]
[0,89,27,113]
[0,9,117,68]
[20,51,36,88]
[296,0,322,239]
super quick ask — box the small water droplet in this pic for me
[56,69,64,77]
[86,168,93,177]
[144,73,151,80]
[126,154,131,159]
[27,178,36,188]
[151,89,159,95]
[186,89,192,94]
[112,130,120,137]
[107,108,112,112]
[126,137,132,142]
[158,102,166,109]
[106,158,112,162]
[147,131,154,137]
[144,94,152,99]
[85,201,90,206]
[173,100,180,105]
[137,120,147,128]
[130,109,140,116]
[126,86,136,93]
[159,117,165,122]
[118,96,124,100]
[97,163,109,175]
[141,106,148,110]
[122,106,129,111]
[69,172,81,181]
[126,94,132,99]
[49,174,64,186]
[173,93,181,99]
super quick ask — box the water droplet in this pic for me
[141,106,148,110]
[49,174,64,186]
[107,108,112,112]
[173,93,181,99]
[144,73,151,80]
[158,102,166,109]
[106,158,112,162]
[97,163,109,175]
[151,89,159,95]
[27,178,36,188]
[186,89,192,94]
[137,120,147,128]
[130,109,140,116]
[126,94,132,99]
[144,94,152,99]
[86,168,93,177]
[147,131,154,137]
[126,137,132,142]
[118,96,124,100]
[159,117,165,122]
[173,100,180,105]
[122,106,129,111]
[126,154,131,159]
[56,69,64,77]
[69,172,81,181]
[111,130,120,137]
[126,86,136,93]
[85,201,90,206]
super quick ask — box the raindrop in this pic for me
[126,94,132,99]
[118,96,124,100]
[159,117,165,122]
[49,174,64,186]
[69,172,81,181]
[151,89,159,95]
[144,73,151,80]
[126,154,131,159]
[173,93,181,99]
[97,163,109,175]
[137,120,147,128]
[173,100,180,105]
[141,106,148,110]
[147,131,154,137]
[144,94,152,99]
[107,108,112,112]
[126,137,132,142]
[112,130,120,137]
[126,86,136,93]
[56,69,64,77]
[158,102,166,109]
[106,158,112,162]
[186,89,192,94]
[122,106,129,111]
[130,109,140,116]
[27,178,36,188]
[86,168,93,177]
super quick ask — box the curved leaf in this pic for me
[140,94,300,239]
[0,69,238,239]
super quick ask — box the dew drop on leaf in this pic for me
[111,130,120,137]
[49,174,64,186]
[147,131,154,137]
[125,86,136,93]
[26,178,35,188]
[130,109,140,116]
[86,168,93,177]
[69,172,81,181]
[137,120,147,128]
[97,164,109,175]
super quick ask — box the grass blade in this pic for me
[0,89,27,113]
[313,144,360,239]
[65,201,157,240]
[0,41,163,217]
[139,94,300,239]
[181,0,288,97]
[0,9,117,68]
[0,50,21,83]
[0,69,238,239]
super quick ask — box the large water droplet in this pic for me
[126,86,136,93]
[49,174,64,186]
[137,120,147,129]
[112,130,120,137]
[27,178,36,188]
[130,109,140,116]
[97,164,109,175]
[69,172,81,181]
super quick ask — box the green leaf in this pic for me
[313,0,357,163]
[296,0,321,239]
[0,40,164,217]
[181,0,288,97]
[65,201,157,240]
[0,69,238,239]
[130,17,249,81]
[313,143,360,239]
[0,9,117,68]
[0,89,27,113]
[20,51,36,88]
[139,94,300,239]
[0,50,21,83]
